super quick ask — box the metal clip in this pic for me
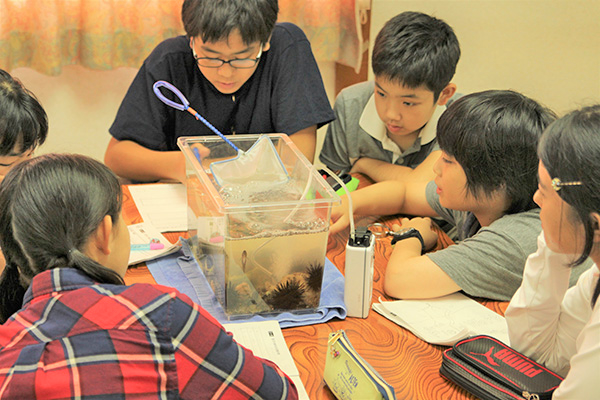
[522,391,540,400]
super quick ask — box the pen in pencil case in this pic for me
[131,243,165,251]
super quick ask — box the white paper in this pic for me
[128,222,180,266]
[223,320,309,400]
[373,293,509,346]
[128,184,187,232]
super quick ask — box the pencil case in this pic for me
[324,330,396,400]
[440,335,563,400]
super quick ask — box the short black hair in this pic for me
[372,11,460,101]
[0,69,48,156]
[182,0,278,45]
[437,90,556,215]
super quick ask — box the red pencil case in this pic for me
[440,335,563,400]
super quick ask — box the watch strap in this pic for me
[391,228,426,254]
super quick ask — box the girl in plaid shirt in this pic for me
[0,153,298,399]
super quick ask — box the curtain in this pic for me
[279,0,363,72]
[0,0,362,76]
[0,0,183,75]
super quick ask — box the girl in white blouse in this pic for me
[505,104,600,399]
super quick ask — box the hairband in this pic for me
[551,177,583,192]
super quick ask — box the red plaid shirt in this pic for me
[0,268,298,399]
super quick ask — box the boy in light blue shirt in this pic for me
[319,11,460,183]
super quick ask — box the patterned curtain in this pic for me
[0,0,361,76]
[279,0,363,72]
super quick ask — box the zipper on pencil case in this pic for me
[330,331,395,399]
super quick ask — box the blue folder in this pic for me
[146,240,347,328]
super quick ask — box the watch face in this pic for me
[397,227,416,236]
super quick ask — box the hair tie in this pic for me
[64,249,77,268]
[8,262,21,275]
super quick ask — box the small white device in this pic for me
[344,226,375,318]
[321,167,376,319]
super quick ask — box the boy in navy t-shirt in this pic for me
[106,0,334,183]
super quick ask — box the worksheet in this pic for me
[373,293,509,346]
[223,320,309,400]
[128,184,187,232]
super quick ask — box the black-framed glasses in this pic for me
[191,39,263,69]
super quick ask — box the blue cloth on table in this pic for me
[146,240,347,328]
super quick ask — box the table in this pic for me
[122,183,507,399]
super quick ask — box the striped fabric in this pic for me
[0,268,297,399]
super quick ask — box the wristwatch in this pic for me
[391,227,426,254]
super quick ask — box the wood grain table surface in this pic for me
[122,180,507,400]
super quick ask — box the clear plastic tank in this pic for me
[178,134,340,317]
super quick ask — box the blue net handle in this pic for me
[152,80,240,152]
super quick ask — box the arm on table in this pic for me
[384,216,461,299]
[104,137,186,183]
[170,293,298,399]
[351,150,441,183]
[329,180,437,235]
[289,125,317,163]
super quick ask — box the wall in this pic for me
[370,0,600,115]
[11,66,137,161]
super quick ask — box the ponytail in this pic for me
[0,262,26,323]
[66,248,123,286]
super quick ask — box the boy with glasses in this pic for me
[105,0,334,183]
